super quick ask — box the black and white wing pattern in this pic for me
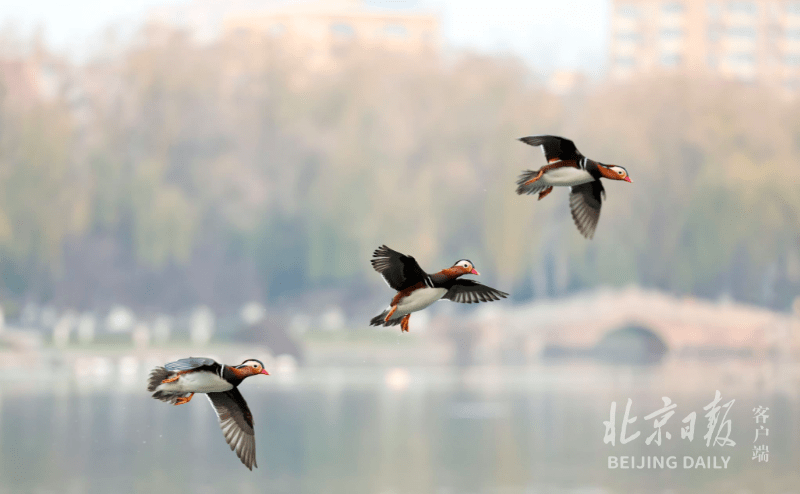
[569,180,605,239]
[441,280,509,304]
[164,357,219,373]
[371,245,432,290]
[207,388,257,470]
[519,135,582,163]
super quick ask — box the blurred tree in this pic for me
[0,28,797,311]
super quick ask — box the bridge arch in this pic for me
[593,324,668,365]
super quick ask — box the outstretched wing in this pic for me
[164,357,218,372]
[442,280,509,304]
[569,180,605,239]
[371,245,431,291]
[519,135,581,163]
[207,388,257,470]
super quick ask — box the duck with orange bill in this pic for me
[515,135,632,239]
[147,357,269,470]
[369,245,509,333]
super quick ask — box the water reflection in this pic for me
[1,364,799,493]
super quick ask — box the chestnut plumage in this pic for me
[147,357,268,470]
[370,245,508,332]
[515,135,632,239]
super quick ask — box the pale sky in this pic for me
[1,0,609,73]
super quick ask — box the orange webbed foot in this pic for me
[538,186,553,201]
[400,315,410,333]
[174,393,194,406]
[524,170,544,186]
[161,375,179,384]
[384,306,397,323]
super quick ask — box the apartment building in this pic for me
[610,0,800,90]
[223,1,439,58]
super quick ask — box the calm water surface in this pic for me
[1,364,798,494]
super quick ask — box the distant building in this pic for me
[148,0,288,42]
[547,70,587,95]
[148,0,439,59]
[609,0,800,91]
[223,0,439,68]
[0,57,62,106]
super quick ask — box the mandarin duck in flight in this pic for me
[515,135,632,239]
[147,357,269,470]
[369,245,508,332]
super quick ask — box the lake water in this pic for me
[1,363,798,493]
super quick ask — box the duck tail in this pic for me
[147,367,169,392]
[147,366,180,404]
[515,169,547,195]
[370,310,402,327]
[370,311,389,326]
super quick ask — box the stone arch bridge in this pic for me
[455,288,799,363]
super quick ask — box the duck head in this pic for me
[450,259,479,277]
[599,164,632,183]
[235,359,270,377]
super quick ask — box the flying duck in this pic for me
[147,357,269,470]
[370,245,509,332]
[515,135,632,239]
